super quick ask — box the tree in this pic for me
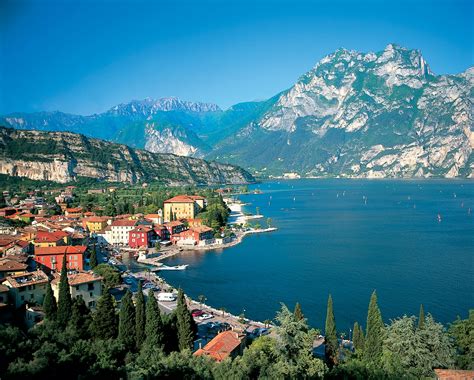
[89,245,98,269]
[91,292,117,340]
[70,296,91,337]
[198,294,206,308]
[352,322,365,353]
[449,310,474,369]
[145,290,163,348]
[274,304,327,377]
[266,218,272,228]
[364,290,384,364]
[293,302,304,321]
[42,282,57,320]
[57,254,72,327]
[325,294,338,366]
[118,290,136,351]
[418,304,425,329]
[176,289,196,351]
[135,282,146,349]
[381,315,455,377]
[93,264,121,288]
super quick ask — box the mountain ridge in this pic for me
[1,44,472,178]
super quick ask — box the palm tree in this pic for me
[198,294,207,308]
[219,307,227,317]
[264,319,272,328]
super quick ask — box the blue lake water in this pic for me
[161,179,474,331]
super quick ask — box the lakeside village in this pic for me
[0,183,278,361]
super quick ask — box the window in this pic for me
[88,283,94,291]
[30,293,34,299]
[89,292,93,297]
[76,285,80,290]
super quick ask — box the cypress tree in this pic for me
[364,290,384,364]
[42,282,57,320]
[325,294,338,365]
[118,290,136,351]
[352,321,360,349]
[418,304,425,329]
[145,290,163,348]
[176,288,195,351]
[89,245,98,269]
[57,254,72,327]
[70,296,91,337]
[294,302,304,321]
[92,291,117,339]
[358,324,365,351]
[135,282,146,349]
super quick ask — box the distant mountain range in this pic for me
[2,44,473,178]
[0,127,254,185]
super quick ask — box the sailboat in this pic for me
[437,213,442,223]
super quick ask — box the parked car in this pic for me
[123,277,133,285]
[254,328,270,336]
[192,309,204,317]
[197,313,213,321]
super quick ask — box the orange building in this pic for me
[194,331,246,362]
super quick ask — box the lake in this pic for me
[160,179,474,331]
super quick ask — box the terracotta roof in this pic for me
[83,216,109,223]
[35,230,69,243]
[0,259,28,272]
[191,226,213,233]
[51,271,102,286]
[434,369,474,380]
[5,270,49,288]
[164,221,184,227]
[111,219,137,227]
[66,207,83,213]
[130,226,153,233]
[194,331,244,362]
[35,245,87,256]
[0,284,9,292]
[164,195,204,203]
[144,214,162,219]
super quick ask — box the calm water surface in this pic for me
[161,179,474,330]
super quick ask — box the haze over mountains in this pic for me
[2,44,473,178]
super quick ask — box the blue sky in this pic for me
[0,0,472,115]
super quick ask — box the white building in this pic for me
[3,270,49,308]
[104,219,137,245]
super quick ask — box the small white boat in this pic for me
[157,264,188,271]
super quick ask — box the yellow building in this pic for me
[163,195,205,222]
[83,216,109,233]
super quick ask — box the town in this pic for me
[0,182,277,364]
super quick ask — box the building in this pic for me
[164,221,186,236]
[65,207,83,218]
[144,212,163,225]
[82,216,109,233]
[51,271,103,309]
[194,331,246,362]
[25,305,45,329]
[105,219,137,245]
[3,270,49,308]
[0,258,28,279]
[172,226,214,246]
[434,369,474,380]
[129,226,156,248]
[163,195,205,222]
[34,230,69,247]
[35,246,87,272]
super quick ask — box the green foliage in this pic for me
[70,296,92,338]
[364,290,384,364]
[293,302,304,321]
[93,263,121,288]
[381,314,455,377]
[118,290,136,351]
[91,292,118,340]
[352,321,365,353]
[135,282,146,350]
[199,195,230,229]
[42,282,57,320]
[144,290,163,348]
[89,244,98,269]
[449,310,474,369]
[418,304,425,329]
[176,289,196,351]
[57,254,72,327]
[325,294,338,366]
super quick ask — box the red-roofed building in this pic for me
[163,195,206,222]
[194,331,246,362]
[105,219,137,245]
[34,230,69,247]
[35,246,87,272]
[129,226,156,248]
[65,207,83,217]
[434,369,474,380]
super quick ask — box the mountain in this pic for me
[0,127,254,185]
[2,44,473,178]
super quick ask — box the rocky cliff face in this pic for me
[1,45,472,178]
[0,128,254,185]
